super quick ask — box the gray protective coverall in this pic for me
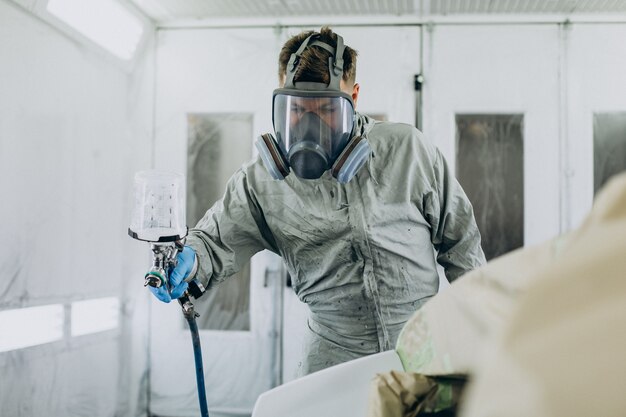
[186,113,486,374]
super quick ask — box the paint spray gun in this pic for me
[144,242,182,289]
[127,170,196,312]
[144,241,198,314]
[128,170,209,417]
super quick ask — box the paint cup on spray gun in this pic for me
[128,170,188,290]
[128,170,187,243]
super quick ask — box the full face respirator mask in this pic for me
[255,33,371,183]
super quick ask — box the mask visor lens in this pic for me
[273,94,355,160]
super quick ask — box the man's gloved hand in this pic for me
[149,246,196,303]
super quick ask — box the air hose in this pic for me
[183,305,210,417]
[137,238,209,416]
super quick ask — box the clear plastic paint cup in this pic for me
[128,170,187,242]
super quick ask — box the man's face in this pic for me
[288,97,342,129]
[273,78,360,157]
[285,80,359,131]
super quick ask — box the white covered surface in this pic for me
[0,1,153,416]
[253,350,404,417]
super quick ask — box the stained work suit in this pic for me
[186,113,486,374]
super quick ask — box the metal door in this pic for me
[566,24,626,228]
[422,24,562,256]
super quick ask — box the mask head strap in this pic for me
[284,32,346,91]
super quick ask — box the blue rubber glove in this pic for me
[149,246,196,303]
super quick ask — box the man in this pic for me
[151,27,486,375]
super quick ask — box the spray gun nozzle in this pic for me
[144,270,166,288]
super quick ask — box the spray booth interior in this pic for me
[1,0,626,416]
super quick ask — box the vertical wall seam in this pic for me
[417,23,424,131]
[150,29,158,169]
[147,28,158,417]
[558,20,572,234]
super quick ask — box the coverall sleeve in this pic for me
[185,168,279,290]
[423,148,486,282]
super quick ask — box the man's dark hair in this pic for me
[278,26,358,86]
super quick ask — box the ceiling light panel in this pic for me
[47,0,145,60]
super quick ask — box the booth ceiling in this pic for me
[128,0,626,23]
